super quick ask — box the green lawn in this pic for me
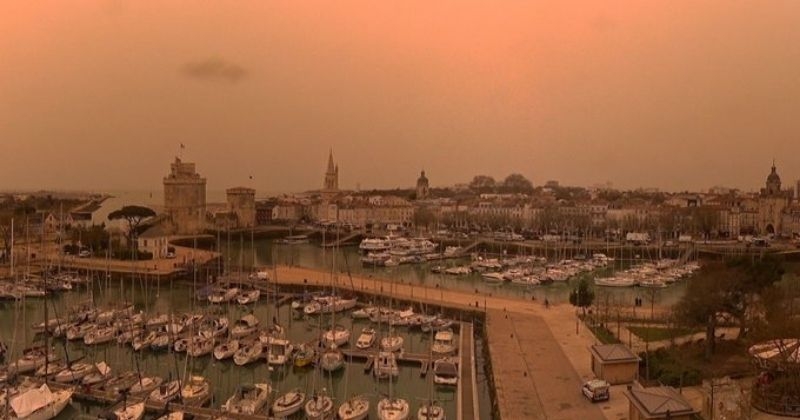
[589,325,621,344]
[628,326,697,342]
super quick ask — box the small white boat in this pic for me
[481,272,505,283]
[380,332,404,352]
[213,338,240,360]
[230,314,260,338]
[223,383,272,415]
[373,351,399,379]
[199,317,229,339]
[304,390,334,420]
[173,338,189,353]
[266,338,294,366]
[417,401,446,420]
[149,380,181,405]
[180,375,211,406]
[319,346,344,372]
[233,341,264,366]
[431,329,457,355]
[145,313,169,329]
[351,306,378,319]
[356,327,376,349]
[82,362,112,386]
[116,328,142,345]
[208,287,240,304]
[53,362,94,383]
[322,324,351,347]
[433,358,458,386]
[377,397,410,420]
[236,289,260,305]
[187,336,215,358]
[7,384,73,420]
[272,388,306,418]
[129,376,163,396]
[132,330,157,351]
[277,234,310,245]
[111,401,145,420]
[84,325,117,345]
[338,394,370,420]
[150,332,171,351]
[66,323,96,341]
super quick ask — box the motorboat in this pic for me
[444,266,471,276]
[53,362,94,383]
[337,394,370,420]
[213,338,240,360]
[180,375,211,406]
[277,234,310,245]
[373,351,399,379]
[421,318,454,333]
[223,383,272,415]
[266,337,294,366]
[149,380,181,405]
[303,296,358,315]
[433,358,458,386]
[272,388,306,418]
[322,324,351,347]
[104,371,139,394]
[145,313,169,329]
[8,347,57,375]
[6,383,73,420]
[431,329,457,355]
[356,327,376,349]
[236,289,260,305]
[233,340,264,366]
[481,272,505,283]
[377,397,410,420]
[351,306,378,319]
[116,327,142,345]
[129,376,163,396]
[230,314,260,338]
[304,389,334,420]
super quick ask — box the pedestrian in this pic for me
[544,298,549,309]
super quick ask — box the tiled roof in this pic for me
[590,344,640,363]
[624,385,697,418]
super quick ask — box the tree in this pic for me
[108,205,156,247]
[569,277,595,314]
[412,207,436,232]
[500,173,534,194]
[468,175,496,193]
[674,256,784,359]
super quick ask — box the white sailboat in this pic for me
[7,384,73,420]
[223,383,272,415]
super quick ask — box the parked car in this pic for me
[581,379,610,402]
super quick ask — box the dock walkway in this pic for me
[457,321,478,420]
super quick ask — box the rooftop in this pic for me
[590,344,640,363]
[624,385,697,418]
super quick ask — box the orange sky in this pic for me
[1,1,799,193]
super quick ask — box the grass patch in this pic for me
[589,325,621,344]
[628,326,697,342]
[639,340,752,386]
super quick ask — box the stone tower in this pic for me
[226,187,256,228]
[163,157,206,234]
[323,150,339,191]
[416,170,430,200]
[758,161,791,235]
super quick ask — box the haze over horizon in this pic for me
[2,1,799,194]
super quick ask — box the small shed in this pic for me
[137,224,170,259]
[624,384,698,420]
[590,344,640,385]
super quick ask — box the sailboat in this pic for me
[6,383,73,420]
[378,254,410,420]
[108,400,145,420]
[418,327,446,420]
[338,326,370,420]
[223,383,272,415]
[272,388,306,418]
[179,375,211,407]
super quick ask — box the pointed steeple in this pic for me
[327,149,335,173]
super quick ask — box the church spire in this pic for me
[327,149,335,173]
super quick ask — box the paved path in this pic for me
[458,322,477,420]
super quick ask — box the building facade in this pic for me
[163,157,206,234]
[323,150,339,193]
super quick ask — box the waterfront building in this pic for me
[70,200,105,228]
[226,187,256,228]
[163,157,207,234]
[137,224,170,258]
[757,163,793,235]
[416,170,430,200]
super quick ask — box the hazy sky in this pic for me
[2,1,799,194]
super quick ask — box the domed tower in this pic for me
[765,162,781,196]
[416,170,430,200]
